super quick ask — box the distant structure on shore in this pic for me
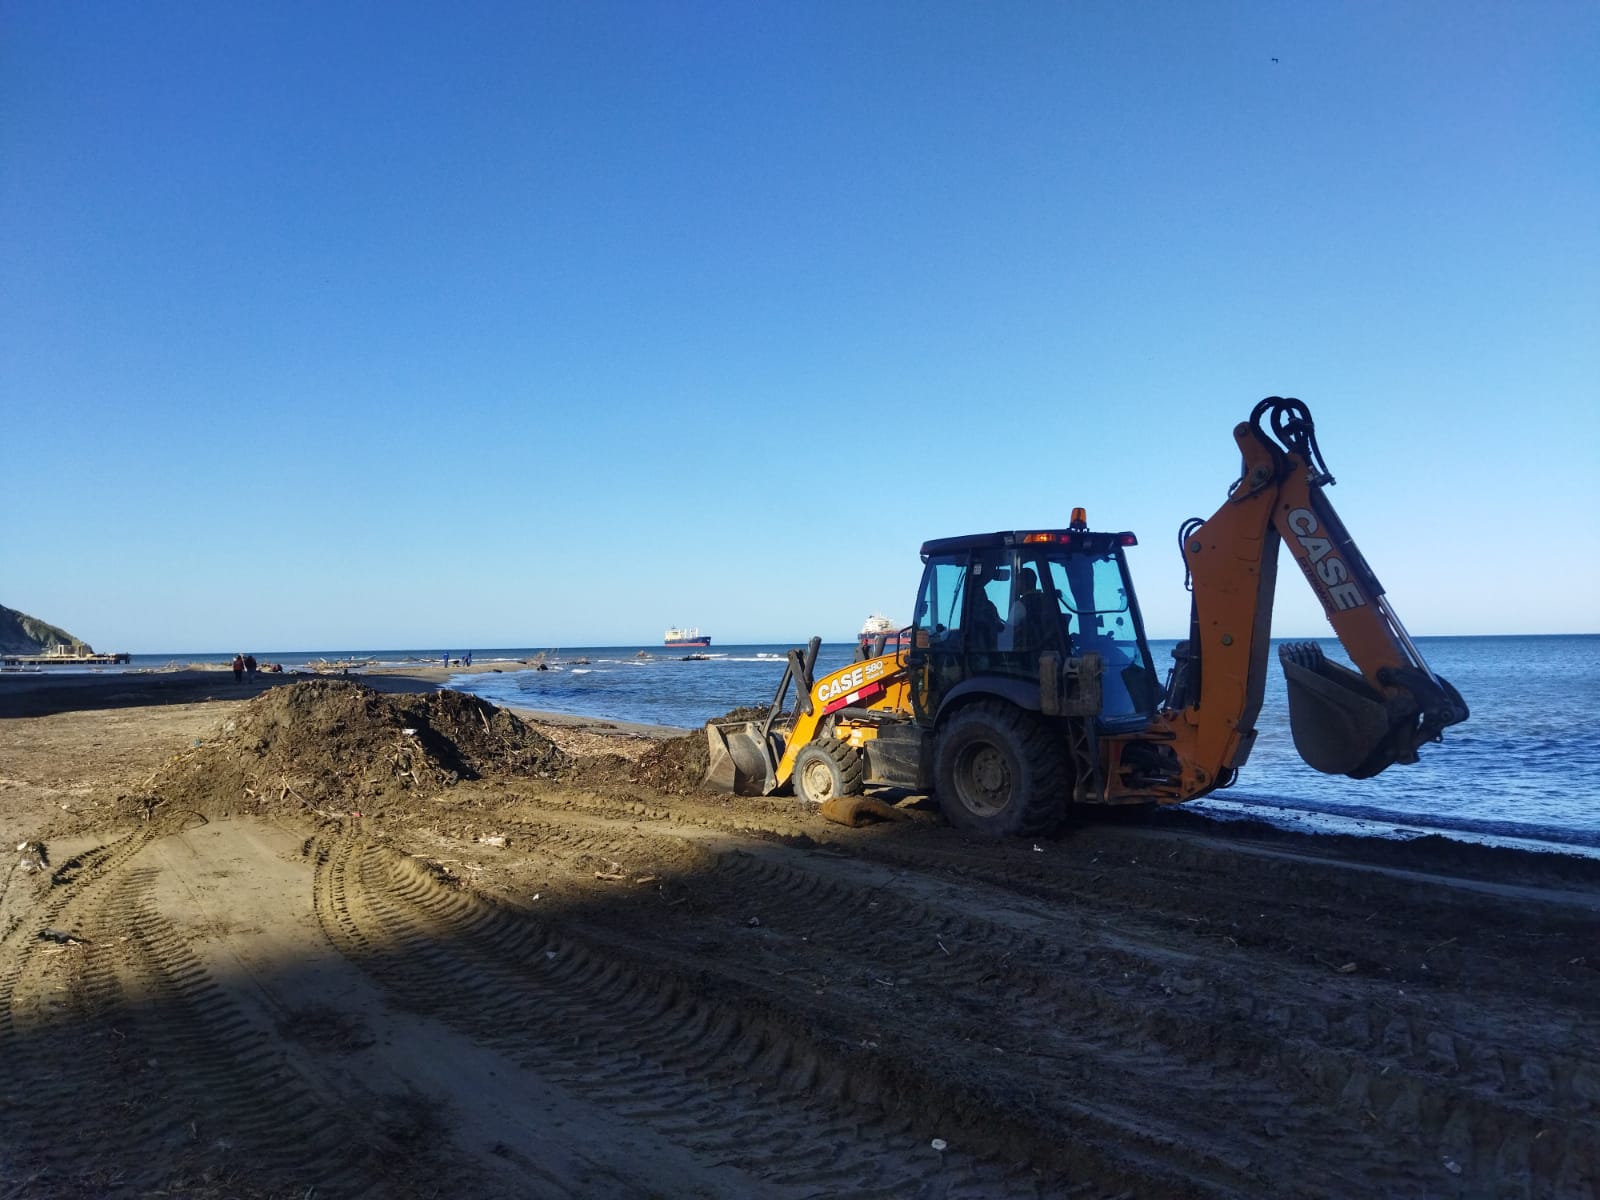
[2,645,131,667]
[1,603,99,657]
[664,626,711,648]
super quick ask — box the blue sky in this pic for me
[3,0,1596,652]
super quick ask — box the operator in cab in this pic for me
[1002,567,1056,652]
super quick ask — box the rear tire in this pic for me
[934,701,1067,838]
[792,738,865,805]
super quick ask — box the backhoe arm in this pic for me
[1159,398,1467,797]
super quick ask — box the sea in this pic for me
[17,635,1599,858]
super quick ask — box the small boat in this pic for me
[665,626,711,648]
[858,613,909,653]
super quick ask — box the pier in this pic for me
[2,649,131,667]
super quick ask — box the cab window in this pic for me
[1054,551,1155,717]
[914,555,968,646]
[968,549,1009,651]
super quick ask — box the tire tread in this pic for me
[794,738,865,803]
[935,701,1067,838]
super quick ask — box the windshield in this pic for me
[1030,549,1156,719]
[1050,552,1129,620]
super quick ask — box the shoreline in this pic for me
[0,662,692,737]
[5,663,1597,866]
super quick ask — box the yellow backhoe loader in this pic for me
[706,397,1468,837]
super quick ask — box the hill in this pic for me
[0,603,93,655]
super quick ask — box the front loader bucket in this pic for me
[705,720,780,796]
[705,636,817,797]
[1280,642,1402,779]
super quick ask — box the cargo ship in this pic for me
[664,626,711,648]
[858,613,908,653]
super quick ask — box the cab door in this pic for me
[909,552,970,725]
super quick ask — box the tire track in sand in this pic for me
[468,800,1599,1199]
[311,829,1108,1199]
[698,846,1599,1198]
[0,824,385,1195]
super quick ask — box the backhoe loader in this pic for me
[706,397,1469,837]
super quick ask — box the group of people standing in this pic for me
[232,653,257,682]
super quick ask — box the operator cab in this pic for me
[910,516,1161,731]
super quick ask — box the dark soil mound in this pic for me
[404,688,569,778]
[634,733,710,795]
[634,705,768,795]
[135,680,570,819]
[567,753,640,788]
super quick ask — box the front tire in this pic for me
[934,701,1067,838]
[792,738,865,805]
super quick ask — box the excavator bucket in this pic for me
[1279,642,1404,779]
[705,719,780,796]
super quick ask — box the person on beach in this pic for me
[442,652,449,668]
[244,654,257,679]
[465,651,472,666]
[232,653,244,682]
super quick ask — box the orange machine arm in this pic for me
[1147,398,1467,800]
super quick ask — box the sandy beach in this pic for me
[1,670,1595,1197]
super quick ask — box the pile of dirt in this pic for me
[131,679,571,819]
[634,733,710,794]
[634,705,768,795]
